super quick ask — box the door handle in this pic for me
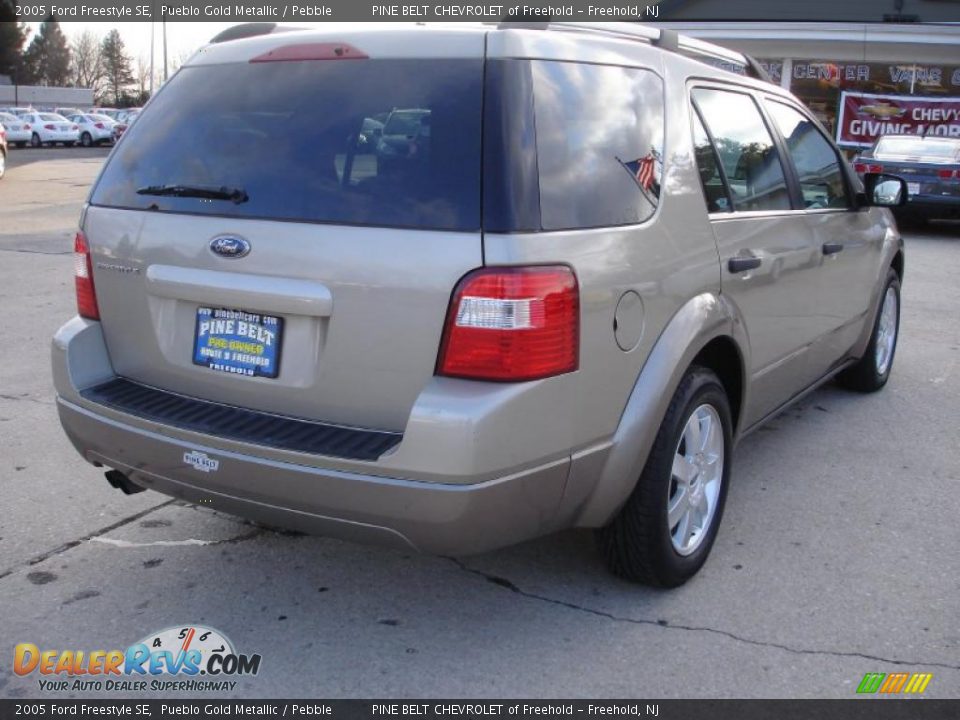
[822,242,844,255]
[728,256,762,274]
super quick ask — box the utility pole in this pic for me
[163,20,168,82]
[150,19,155,95]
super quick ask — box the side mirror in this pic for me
[862,172,908,208]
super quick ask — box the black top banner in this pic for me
[1,701,960,720]
[9,0,960,23]
[0,699,960,720]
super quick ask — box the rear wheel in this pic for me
[837,269,900,392]
[599,366,732,587]
[30,133,41,148]
[80,132,92,147]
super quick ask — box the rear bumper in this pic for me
[52,317,581,555]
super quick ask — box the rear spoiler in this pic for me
[209,23,306,44]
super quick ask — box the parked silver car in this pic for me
[53,22,906,586]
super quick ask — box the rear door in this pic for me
[691,86,822,427]
[84,31,486,433]
[763,99,885,375]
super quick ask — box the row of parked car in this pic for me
[0,106,141,150]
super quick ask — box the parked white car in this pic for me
[67,113,116,146]
[0,112,31,147]
[20,113,80,147]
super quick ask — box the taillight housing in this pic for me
[437,266,579,382]
[937,168,960,180]
[854,162,883,174]
[95,122,104,129]
[44,123,55,130]
[74,231,100,320]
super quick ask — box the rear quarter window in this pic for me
[531,61,665,230]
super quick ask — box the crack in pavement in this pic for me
[446,558,960,672]
[0,500,177,582]
[0,248,71,255]
[0,393,56,406]
[89,528,264,549]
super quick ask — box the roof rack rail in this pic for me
[492,20,771,83]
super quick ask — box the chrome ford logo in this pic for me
[209,236,250,259]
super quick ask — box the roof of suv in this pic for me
[187,22,785,95]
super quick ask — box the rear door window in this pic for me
[692,88,791,213]
[91,59,483,231]
[765,101,850,210]
[532,61,664,230]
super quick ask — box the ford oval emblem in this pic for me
[209,236,250,259]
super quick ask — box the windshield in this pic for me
[91,59,482,231]
[874,136,960,162]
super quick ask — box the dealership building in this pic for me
[652,0,960,153]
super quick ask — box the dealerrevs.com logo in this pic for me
[14,625,261,693]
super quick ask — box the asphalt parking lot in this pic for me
[1,147,958,699]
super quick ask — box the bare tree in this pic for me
[70,30,104,97]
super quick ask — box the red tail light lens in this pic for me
[23,123,30,130]
[74,231,100,320]
[437,266,579,382]
[853,162,867,173]
[95,122,104,129]
[44,124,55,130]
[937,168,960,180]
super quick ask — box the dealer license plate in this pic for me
[192,307,283,378]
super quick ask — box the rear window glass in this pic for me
[91,59,483,231]
[873,136,960,162]
[532,60,664,230]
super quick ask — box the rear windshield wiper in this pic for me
[136,184,249,204]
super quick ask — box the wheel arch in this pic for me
[569,291,749,528]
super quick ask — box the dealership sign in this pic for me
[837,91,960,148]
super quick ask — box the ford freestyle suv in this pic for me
[53,22,907,586]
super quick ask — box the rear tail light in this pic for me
[937,168,960,180]
[854,162,883,173]
[44,124,55,130]
[23,123,30,130]
[72,125,79,131]
[74,231,100,320]
[437,266,579,382]
[95,123,104,129]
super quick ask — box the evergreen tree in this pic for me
[101,29,134,106]
[0,1,28,80]
[23,16,71,86]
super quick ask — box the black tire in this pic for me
[81,132,92,147]
[30,133,41,148]
[837,269,901,393]
[16,142,26,148]
[599,366,733,587]
[62,141,75,147]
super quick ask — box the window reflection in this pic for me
[692,89,791,213]
[533,61,665,230]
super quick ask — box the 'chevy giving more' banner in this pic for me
[837,91,960,148]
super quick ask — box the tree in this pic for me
[70,30,104,96]
[22,16,71,86]
[0,2,29,81]
[101,29,134,106]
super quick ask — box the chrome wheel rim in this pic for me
[668,404,724,556]
[875,287,898,377]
